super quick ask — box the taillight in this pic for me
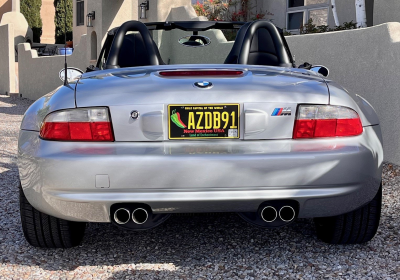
[293,105,363,139]
[40,108,114,141]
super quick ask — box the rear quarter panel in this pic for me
[20,85,77,131]
[327,81,380,126]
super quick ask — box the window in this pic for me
[289,0,304,8]
[288,11,304,30]
[76,0,85,26]
[286,0,330,32]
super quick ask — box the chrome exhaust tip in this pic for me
[261,206,278,223]
[114,208,131,225]
[132,208,149,224]
[279,206,296,222]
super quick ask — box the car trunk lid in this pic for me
[75,65,329,141]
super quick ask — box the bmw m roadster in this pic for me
[18,20,383,248]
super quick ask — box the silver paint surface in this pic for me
[18,65,383,222]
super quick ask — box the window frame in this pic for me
[286,0,331,33]
[76,0,85,27]
[286,10,306,32]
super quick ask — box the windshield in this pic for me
[152,29,239,65]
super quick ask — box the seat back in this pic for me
[225,21,291,67]
[224,23,251,64]
[118,33,165,68]
[247,28,279,66]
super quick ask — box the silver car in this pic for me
[18,21,383,248]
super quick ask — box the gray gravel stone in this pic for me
[0,95,399,279]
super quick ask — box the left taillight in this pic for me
[40,108,114,141]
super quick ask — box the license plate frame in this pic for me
[168,104,240,140]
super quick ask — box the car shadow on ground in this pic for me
[0,200,378,270]
[0,96,32,116]
[2,174,397,278]
[2,210,318,268]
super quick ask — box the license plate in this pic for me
[168,104,240,139]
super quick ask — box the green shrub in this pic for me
[21,0,43,43]
[54,0,73,44]
[284,18,357,36]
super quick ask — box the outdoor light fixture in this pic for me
[140,0,149,19]
[87,11,95,27]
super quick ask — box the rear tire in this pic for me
[314,184,382,244]
[19,183,86,248]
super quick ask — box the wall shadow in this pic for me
[0,0,12,23]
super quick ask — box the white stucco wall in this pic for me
[286,23,400,164]
[0,11,33,51]
[18,35,89,100]
[374,0,400,25]
[152,5,232,64]
[141,0,192,23]
[155,28,234,65]
[0,24,15,94]
[262,0,368,30]
[262,0,287,29]
[73,0,139,60]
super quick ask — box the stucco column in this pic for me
[12,0,20,13]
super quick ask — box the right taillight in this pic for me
[40,108,114,141]
[293,105,363,139]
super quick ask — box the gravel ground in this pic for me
[0,95,399,279]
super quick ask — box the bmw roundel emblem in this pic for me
[194,81,213,89]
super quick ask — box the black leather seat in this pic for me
[247,28,279,66]
[118,33,165,68]
[225,22,288,67]
[224,23,250,64]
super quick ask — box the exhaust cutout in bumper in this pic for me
[238,200,299,228]
[110,203,171,230]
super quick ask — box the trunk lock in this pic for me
[130,110,140,119]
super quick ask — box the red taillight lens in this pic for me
[159,70,243,77]
[336,119,363,136]
[293,105,363,139]
[40,123,70,140]
[40,108,114,142]
[293,119,316,139]
[90,122,114,141]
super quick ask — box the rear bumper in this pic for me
[18,126,383,222]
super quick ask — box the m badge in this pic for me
[272,107,292,116]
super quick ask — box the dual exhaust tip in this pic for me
[261,205,295,223]
[114,208,149,225]
[115,205,295,225]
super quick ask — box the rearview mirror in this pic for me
[310,65,329,77]
[178,35,211,47]
[59,67,84,83]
